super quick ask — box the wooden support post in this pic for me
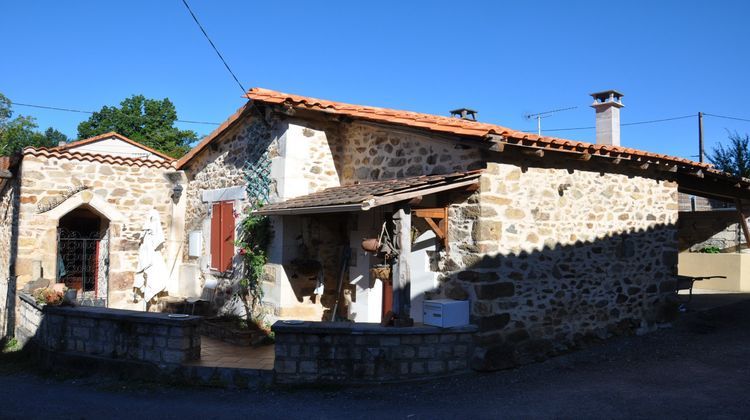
[391,204,413,326]
[736,199,750,249]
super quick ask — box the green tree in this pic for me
[77,95,197,158]
[43,127,69,146]
[0,93,64,156]
[709,132,750,178]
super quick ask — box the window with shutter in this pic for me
[210,201,235,272]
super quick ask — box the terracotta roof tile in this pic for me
[56,132,175,161]
[23,147,173,169]
[258,171,481,214]
[245,87,712,171]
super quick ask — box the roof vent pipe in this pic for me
[450,108,478,121]
[590,90,624,146]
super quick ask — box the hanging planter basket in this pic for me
[370,264,391,281]
[361,238,380,253]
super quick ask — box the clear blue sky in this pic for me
[2,0,749,161]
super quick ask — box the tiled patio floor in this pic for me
[187,336,275,370]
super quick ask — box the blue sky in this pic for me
[1,0,749,161]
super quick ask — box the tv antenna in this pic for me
[524,106,578,135]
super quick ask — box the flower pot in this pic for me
[64,288,78,304]
[361,238,380,253]
[370,264,391,281]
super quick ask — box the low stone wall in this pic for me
[17,293,202,369]
[272,321,477,384]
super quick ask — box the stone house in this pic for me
[170,88,749,368]
[0,132,184,324]
[2,88,748,369]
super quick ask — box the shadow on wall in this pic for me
[284,214,352,321]
[12,295,202,378]
[677,210,745,252]
[2,176,20,338]
[434,223,680,371]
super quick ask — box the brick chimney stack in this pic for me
[590,90,624,147]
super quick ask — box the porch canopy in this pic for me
[254,171,481,216]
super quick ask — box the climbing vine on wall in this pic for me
[236,142,273,321]
[236,213,271,319]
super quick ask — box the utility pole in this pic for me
[698,111,704,163]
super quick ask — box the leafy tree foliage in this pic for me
[0,93,67,156]
[709,132,750,178]
[77,95,197,158]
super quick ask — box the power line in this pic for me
[180,0,246,94]
[704,113,750,123]
[542,114,695,132]
[621,114,694,126]
[10,101,220,125]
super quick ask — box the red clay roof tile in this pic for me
[244,87,713,171]
[23,147,173,169]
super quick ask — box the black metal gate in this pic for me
[57,228,109,307]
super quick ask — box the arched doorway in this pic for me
[57,206,110,307]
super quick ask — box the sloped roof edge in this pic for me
[57,131,175,161]
[245,87,711,171]
[23,147,174,169]
[175,103,252,169]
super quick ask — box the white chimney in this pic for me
[590,90,624,146]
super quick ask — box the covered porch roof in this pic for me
[255,171,481,216]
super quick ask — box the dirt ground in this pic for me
[1,296,749,419]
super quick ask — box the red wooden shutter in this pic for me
[210,203,222,270]
[220,201,235,272]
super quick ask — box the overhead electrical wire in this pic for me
[9,101,220,125]
[704,113,750,123]
[11,100,750,132]
[180,0,247,94]
[542,114,695,132]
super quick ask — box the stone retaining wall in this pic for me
[272,321,477,384]
[17,293,202,369]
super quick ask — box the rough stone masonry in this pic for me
[436,162,679,369]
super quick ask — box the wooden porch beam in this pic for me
[391,203,414,327]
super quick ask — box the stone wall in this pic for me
[0,176,19,337]
[436,163,680,370]
[181,117,279,312]
[272,321,476,384]
[338,122,483,183]
[16,293,201,368]
[16,152,174,309]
